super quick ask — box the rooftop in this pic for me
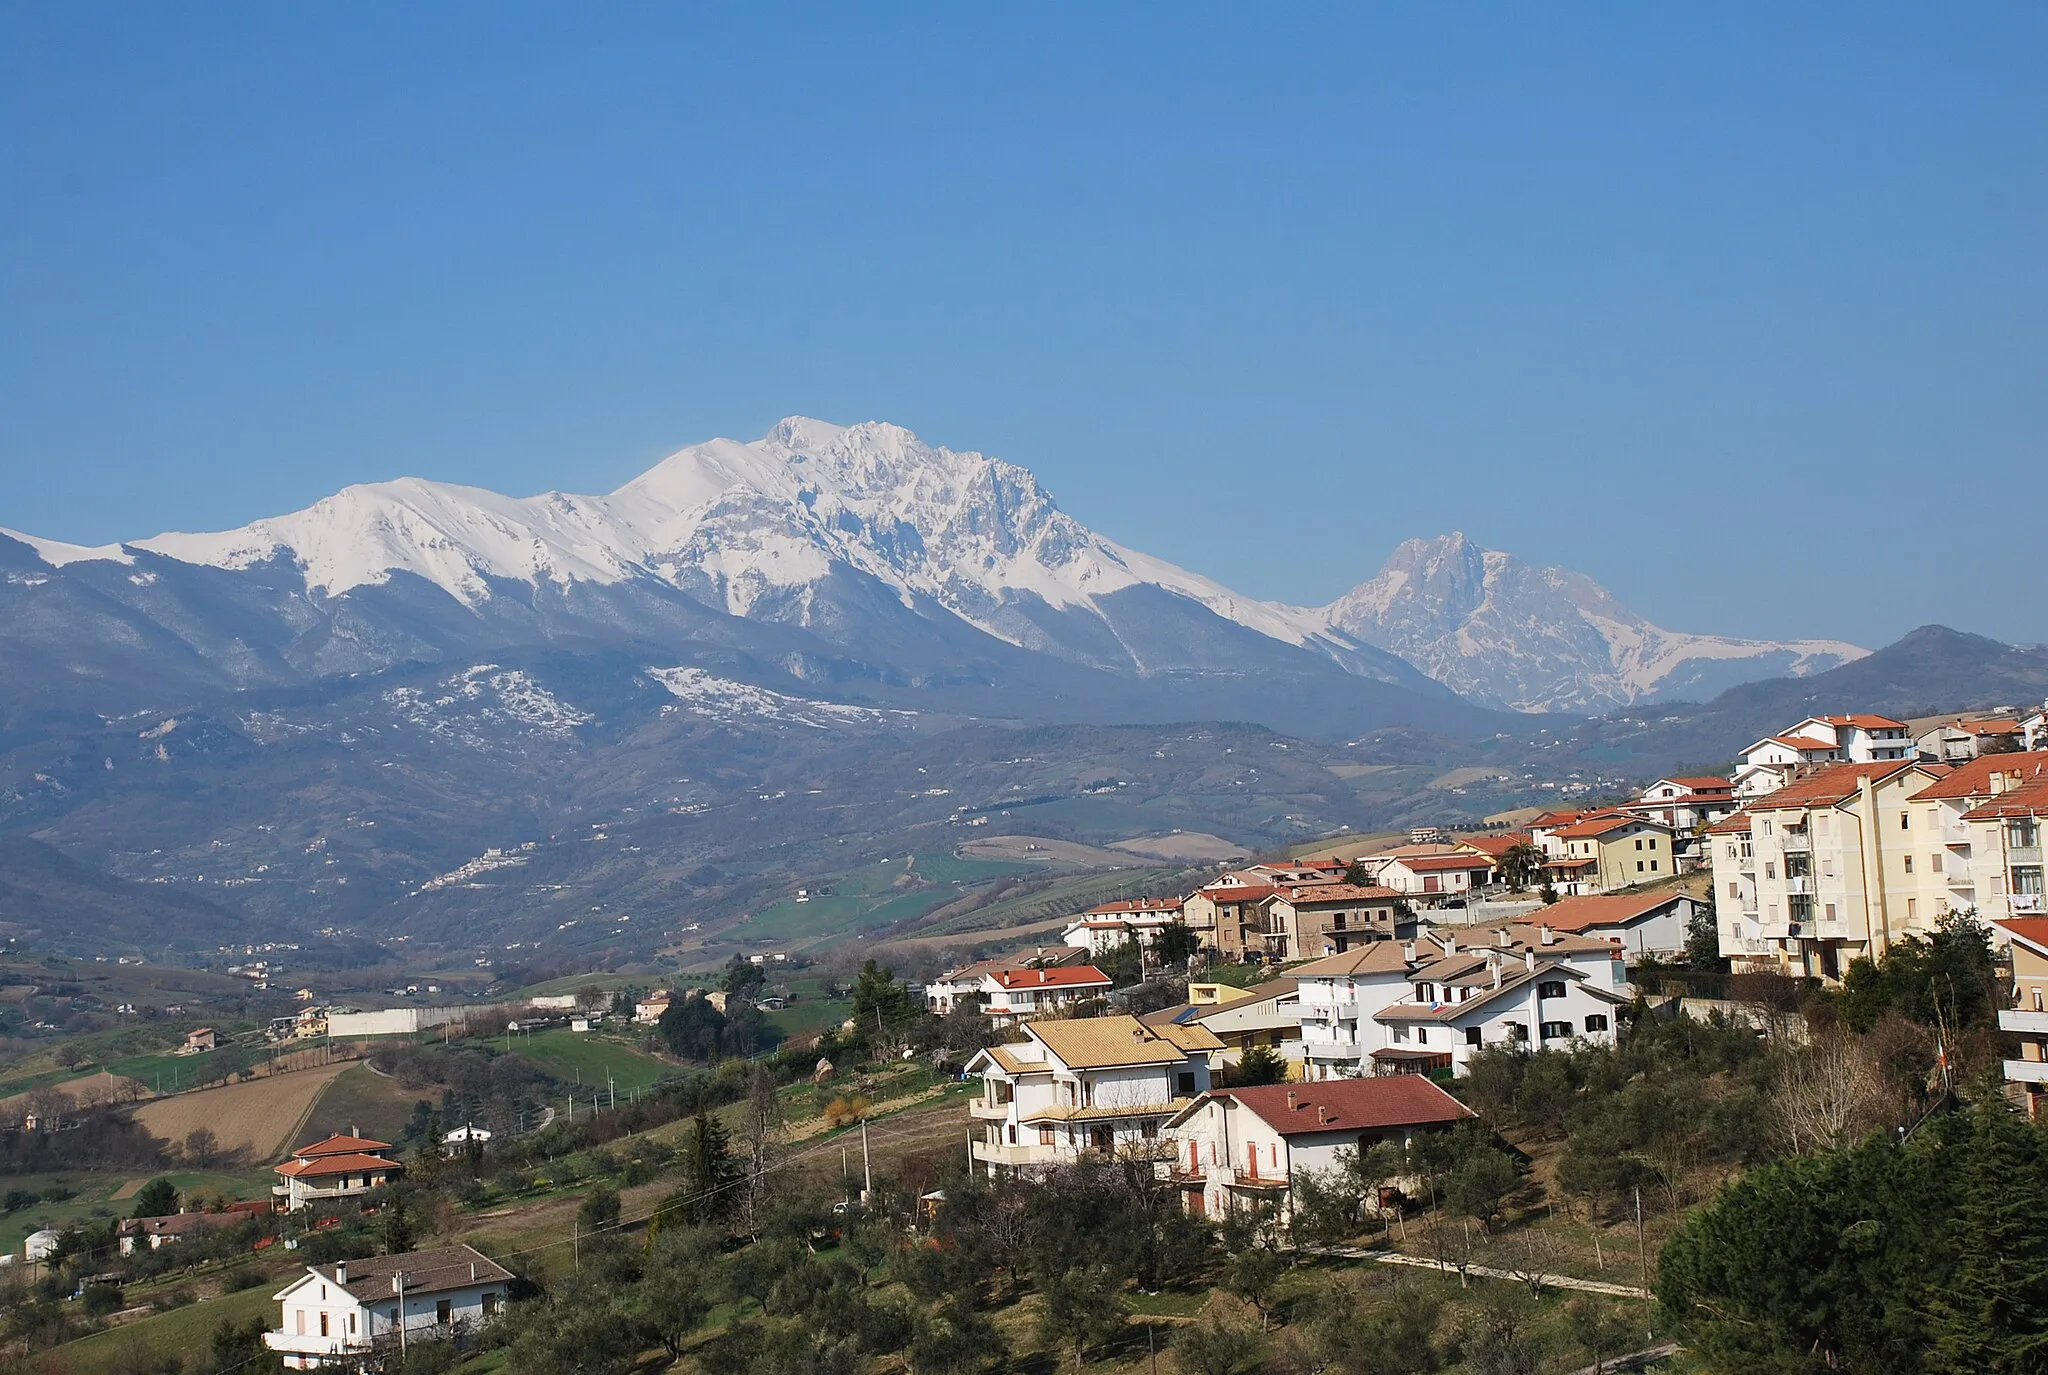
[297,1245,513,1304]
[1027,1014,1198,1069]
[1178,1078,1475,1136]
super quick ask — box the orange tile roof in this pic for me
[1908,752,2048,801]
[289,1133,394,1159]
[276,1152,404,1179]
[1196,883,1277,904]
[1957,719,2022,736]
[1392,854,1496,872]
[1813,714,1907,730]
[1275,883,1403,903]
[990,965,1111,990]
[1086,898,1184,915]
[1660,776,1734,791]
[1767,735,1841,753]
[1705,813,1754,834]
[1189,1079,1475,1136]
[1961,778,2048,820]
[1744,760,1933,811]
[1530,892,1693,932]
[1556,815,1666,839]
[1992,917,2048,957]
[1453,832,1532,857]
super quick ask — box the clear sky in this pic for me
[3,6,2042,648]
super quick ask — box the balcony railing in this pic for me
[1784,876,1814,895]
[968,1099,1012,1121]
[971,1139,1054,1168]
[1780,833,1811,853]
[1302,1036,1362,1061]
[2003,1059,2048,1085]
[1998,1009,2048,1034]
[2009,844,2043,865]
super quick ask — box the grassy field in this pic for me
[297,1062,434,1146]
[503,1028,675,1094]
[132,1059,352,1162]
[32,1282,279,1375]
[0,1169,266,1253]
[906,850,1038,884]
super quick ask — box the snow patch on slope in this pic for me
[384,665,594,739]
[0,528,134,567]
[646,667,912,730]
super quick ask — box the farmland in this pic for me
[131,1059,353,1162]
[498,1028,675,1095]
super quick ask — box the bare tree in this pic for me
[1771,1031,1886,1154]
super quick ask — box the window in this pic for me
[1393,1025,1410,1043]
[1904,855,1914,874]
[1637,861,1645,873]
[1766,862,1777,880]
[295,1311,305,1336]
[1728,881,1739,898]
[1907,898,1917,921]
[1415,982,1434,1003]
[1540,1021,1572,1040]
[482,1293,498,1316]
[1901,812,1910,831]
[1816,815,1830,836]
[1141,1120,1159,1141]
[2010,818,2042,848]
[1176,1071,1197,1095]
[1823,859,1834,878]
[1538,980,1567,999]
[1584,1014,1609,1033]
[1635,838,1644,851]
[1465,1026,1482,1046]
[1507,1023,1528,1042]
[2015,866,2045,897]
[1825,903,1837,922]
[1651,860,1659,872]
[1763,820,1773,837]
[1769,902,1779,921]
[319,1313,329,1338]
[436,1299,451,1326]
[1931,853,1942,873]
[1039,1126,1055,1145]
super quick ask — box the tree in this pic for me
[1156,920,1202,967]
[1682,899,1723,969]
[1458,1291,1544,1375]
[1297,1278,1444,1375]
[723,955,768,999]
[1231,1044,1286,1087]
[379,1187,418,1255]
[1172,1294,1262,1375]
[1498,842,1545,891]
[131,1178,178,1220]
[183,1126,220,1168]
[667,1110,742,1227]
[630,1226,720,1360]
[1564,1298,1635,1375]
[851,960,916,1043]
[1221,1240,1286,1331]
[908,1296,1004,1375]
[738,1066,786,1235]
[1286,1164,1363,1248]
[660,997,729,1062]
[1444,1146,1519,1230]
[1926,1098,2048,1372]
[578,1184,621,1232]
[1037,1264,1128,1370]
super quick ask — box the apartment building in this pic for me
[1143,979,1301,1071]
[1916,717,2025,763]
[1734,716,1915,800]
[1246,883,1404,960]
[966,1015,1220,1176]
[1903,753,2048,923]
[1372,853,1497,904]
[925,948,1090,1015]
[1543,814,1677,894]
[978,964,1114,1024]
[1058,898,1187,955]
[1709,759,1950,979]
[1992,917,2048,1119]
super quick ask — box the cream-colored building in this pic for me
[1709,760,1951,978]
[1992,917,2048,1119]
[1903,752,2048,922]
[1545,815,1676,894]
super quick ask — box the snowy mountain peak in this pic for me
[1318,534,1866,711]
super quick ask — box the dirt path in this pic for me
[1310,1245,1653,1298]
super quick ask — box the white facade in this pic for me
[966,1016,1217,1175]
[265,1248,511,1370]
[976,966,1112,1024]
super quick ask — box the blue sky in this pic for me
[3,6,2042,647]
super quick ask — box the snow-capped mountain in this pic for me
[0,421,1859,726]
[1313,533,1866,712]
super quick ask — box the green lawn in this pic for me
[507,1028,675,1093]
[763,997,853,1042]
[0,1170,264,1252]
[37,1281,279,1375]
[908,850,1038,884]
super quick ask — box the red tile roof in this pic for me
[1992,917,2048,957]
[1196,883,1278,904]
[1556,815,1666,839]
[1196,1078,1475,1137]
[1275,883,1403,903]
[1086,898,1184,916]
[1908,752,2048,801]
[1391,854,1496,872]
[1744,760,1934,811]
[1961,778,2048,820]
[1453,832,1532,857]
[1529,892,1691,932]
[988,965,1112,990]
[276,1152,404,1179]
[289,1134,394,1159]
[1812,714,1907,730]
[1660,776,1734,791]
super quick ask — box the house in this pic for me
[1163,1078,1475,1219]
[965,1015,1220,1176]
[1295,925,1628,1079]
[273,1133,406,1212]
[1917,717,2024,763]
[1373,853,1497,905]
[1992,917,2048,1119]
[1190,867,1340,958]
[440,1124,492,1156]
[264,1245,514,1369]
[1708,759,1950,979]
[978,964,1114,1024]
[24,1229,61,1262]
[1058,898,1186,955]
[633,990,673,1024]
[1620,778,1737,867]
[118,1210,245,1256]
[1528,891,1706,958]
[1909,753,2048,921]
[181,1027,217,1055]
[1141,978,1302,1071]
[1251,884,1404,959]
[1541,815,1676,895]
[1733,716,1915,800]
[925,948,1090,1015]
[2024,703,2048,753]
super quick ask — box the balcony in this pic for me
[2009,844,2044,865]
[2003,1059,2048,1085]
[1999,1010,2048,1035]
[1784,876,1814,895]
[1780,833,1811,854]
[265,1332,370,1360]
[968,1098,1013,1121]
[1301,998,1359,1022]
[971,1139,1056,1169]
[1302,1036,1362,1062]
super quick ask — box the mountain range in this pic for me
[1,418,1862,721]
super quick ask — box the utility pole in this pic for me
[861,1118,873,1202]
[393,1271,410,1359]
[1634,1186,1650,1298]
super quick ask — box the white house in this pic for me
[965,1015,1220,1176]
[1528,891,1705,957]
[1163,1078,1475,1219]
[633,991,672,1024]
[1295,925,1627,1079]
[1058,898,1186,955]
[23,1229,61,1262]
[264,1246,513,1369]
[440,1124,492,1156]
[1374,854,1495,905]
[976,964,1113,1025]
[924,948,1090,1015]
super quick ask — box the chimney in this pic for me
[1539,925,1555,946]
[1318,1105,1332,1126]
[1523,949,1536,972]
[1039,969,1048,984]
[1287,1090,1298,1111]
[1442,934,1457,955]
[470,1261,477,1281]
[1495,928,1510,948]
[336,1262,347,1284]
[1402,941,1417,962]
[1491,963,1502,989]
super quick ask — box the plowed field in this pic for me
[132,1059,352,1162]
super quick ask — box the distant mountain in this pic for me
[1311,533,1866,712]
[2,418,1495,741]
[0,836,252,957]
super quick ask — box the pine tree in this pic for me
[1928,1099,2048,1373]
